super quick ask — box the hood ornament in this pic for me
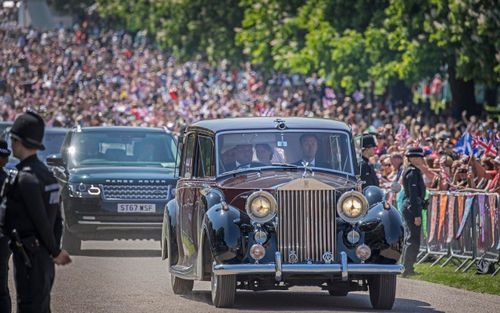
[301,161,314,178]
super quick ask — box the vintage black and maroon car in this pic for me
[161,117,404,309]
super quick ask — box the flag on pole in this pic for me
[453,131,478,156]
[472,136,498,156]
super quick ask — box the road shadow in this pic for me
[181,290,444,312]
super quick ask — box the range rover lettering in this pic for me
[161,117,404,309]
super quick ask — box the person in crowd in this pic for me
[378,156,393,187]
[295,134,328,168]
[255,143,273,165]
[359,134,379,189]
[3,111,71,313]
[389,152,405,182]
[470,155,500,193]
[0,139,11,312]
[401,147,427,277]
[375,133,387,156]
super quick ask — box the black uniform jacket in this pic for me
[360,156,379,189]
[402,165,426,218]
[4,154,62,257]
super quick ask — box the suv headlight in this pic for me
[69,183,101,198]
[337,191,368,223]
[245,191,277,223]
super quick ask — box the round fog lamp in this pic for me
[355,244,371,261]
[347,230,360,244]
[254,230,268,244]
[250,244,266,261]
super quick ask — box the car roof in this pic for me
[45,127,69,134]
[190,117,351,134]
[72,126,170,134]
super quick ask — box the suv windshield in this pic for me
[67,131,177,169]
[217,130,353,175]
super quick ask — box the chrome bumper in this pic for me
[213,251,404,281]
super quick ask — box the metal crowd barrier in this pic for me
[416,191,499,276]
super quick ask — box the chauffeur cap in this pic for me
[10,111,46,150]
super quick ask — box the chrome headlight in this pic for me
[69,183,101,197]
[245,191,277,223]
[337,191,368,223]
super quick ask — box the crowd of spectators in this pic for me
[0,6,498,193]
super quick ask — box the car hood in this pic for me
[217,170,357,190]
[68,166,176,182]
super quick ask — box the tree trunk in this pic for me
[448,64,480,119]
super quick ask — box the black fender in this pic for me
[361,203,404,263]
[204,204,242,263]
[202,188,242,263]
[363,203,404,244]
[163,198,179,266]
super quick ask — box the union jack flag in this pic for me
[472,136,498,156]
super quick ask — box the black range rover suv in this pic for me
[47,126,178,253]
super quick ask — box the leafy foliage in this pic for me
[93,0,498,106]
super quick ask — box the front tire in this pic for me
[368,274,397,310]
[171,274,193,295]
[211,272,236,308]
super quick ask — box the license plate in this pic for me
[117,203,156,213]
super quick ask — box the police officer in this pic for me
[0,139,12,312]
[359,134,379,189]
[3,111,71,313]
[401,147,426,277]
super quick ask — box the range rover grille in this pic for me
[276,179,336,263]
[101,184,171,200]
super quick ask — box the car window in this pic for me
[197,135,215,177]
[38,131,67,161]
[217,130,353,175]
[181,133,196,178]
[67,131,177,168]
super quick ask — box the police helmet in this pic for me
[10,110,46,150]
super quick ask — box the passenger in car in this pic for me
[220,146,237,171]
[135,141,156,162]
[295,134,328,168]
[234,144,254,168]
[255,143,273,165]
[77,137,103,162]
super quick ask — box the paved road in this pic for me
[8,240,500,313]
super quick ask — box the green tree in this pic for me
[383,0,499,116]
[96,0,244,64]
[237,0,499,116]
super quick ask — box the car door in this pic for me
[176,132,215,277]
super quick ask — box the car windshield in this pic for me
[67,131,177,169]
[217,130,354,175]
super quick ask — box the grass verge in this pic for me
[410,261,500,296]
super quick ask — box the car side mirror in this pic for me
[46,155,65,167]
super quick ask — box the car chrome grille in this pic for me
[276,178,336,263]
[101,184,171,200]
